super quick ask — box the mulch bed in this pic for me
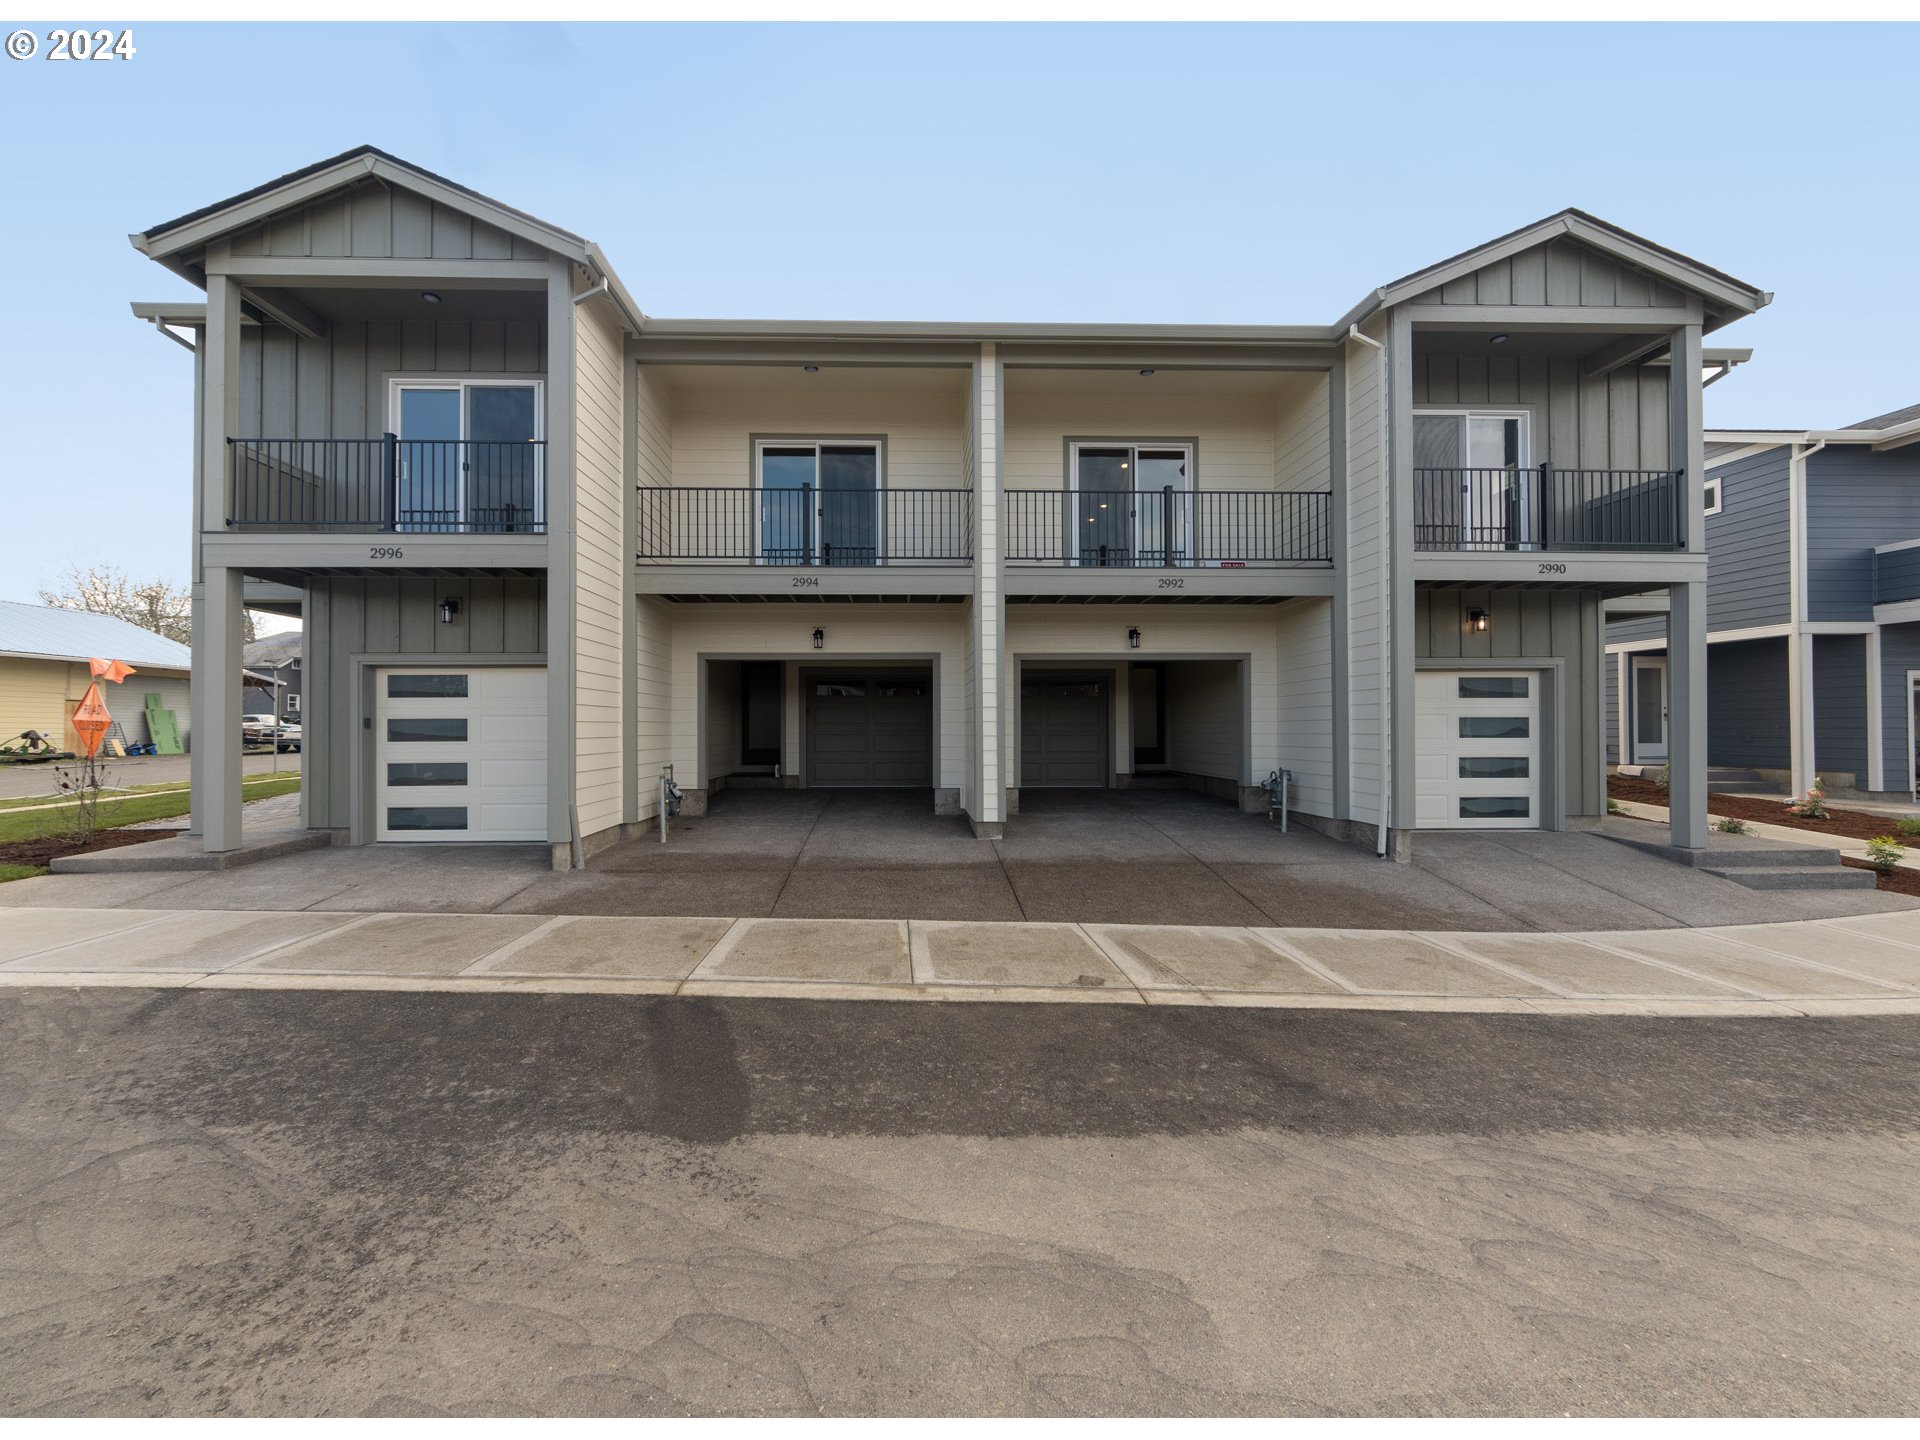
[1609,774,1919,843]
[0,827,181,871]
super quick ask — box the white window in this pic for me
[1412,409,1532,549]
[755,439,882,565]
[285,693,300,715]
[1703,477,1723,516]
[1069,441,1194,567]
[388,378,544,534]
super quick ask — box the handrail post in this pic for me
[381,432,398,533]
[1538,461,1552,551]
[1674,465,1686,550]
[803,481,814,565]
[1162,484,1175,566]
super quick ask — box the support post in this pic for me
[1787,629,1817,800]
[1667,579,1708,849]
[969,343,1005,835]
[199,565,246,852]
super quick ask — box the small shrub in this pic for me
[1897,816,1920,839]
[1713,817,1751,835]
[1651,765,1670,791]
[1606,798,1626,816]
[1786,778,1829,821]
[1865,836,1905,873]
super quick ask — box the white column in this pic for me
[1667,580,1708,849]
[200,566,246,852]
[969,344,1005,834]
[1787,629,1817,798]
[1865,627,1884,794]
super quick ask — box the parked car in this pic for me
[240,714,301,752]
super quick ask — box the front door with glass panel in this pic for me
[392,381,542,533]
[1071,443,1191,567]
[1632,659,1669,762]
[1412,411,1529,550]
[757,441,880,565]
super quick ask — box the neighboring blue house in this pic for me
[1605,402,1920,799]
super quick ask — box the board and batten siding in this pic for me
[226,180,551,263]
[1414,586,1606,818]
[1806,445,1920,622]
[1274,374,1332,493]
[302,575,546,830]
[1412,237,1691,312]
[634,597,672,822]
[236,319,547,441]
[1003,605,1282,790]
[1274,597,1335,816]
[571,295,628,840]
[1703,447,1791,632]
[1707,637,1789,771]
[668,383,969,488]
[1344,323,1389,823]
[665,604,969,792]
[1409,353,1670,473]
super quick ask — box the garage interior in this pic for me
[705,659,936,794]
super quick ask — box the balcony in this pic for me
[228,437,545,534]
[1412,465,1682,553]
[1003,489,1333,568]
[636,486,973,566]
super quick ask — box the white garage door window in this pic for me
[375,666,546,842]
[1414,669,1540,830]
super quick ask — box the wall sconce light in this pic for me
[1467,607,1490,633]
[1127,627,1142,649]
[812,627,825,650]
[439,597,462,625]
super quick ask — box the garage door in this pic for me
[375,666,547,841]
[1020,672,1109,788]
[1414,669,1539,829]
[805,671,932,786]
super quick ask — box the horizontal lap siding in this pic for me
[1707,637,1788,770]
[1604,654,1621,764]
[302,576,546,829]
[1274,375,1332,493]
[634,598,672,820]
[572,297,627,838]
[1416,586,1605,818]
[1167,660,1242,784]
[1812,633,1868,780]
[1881,623,1920,797]
[670,387,968,488]
[0,657,69,745]
[665,604,968,790]
[1004,390,1277,492]
[1345,326,1387,819]
[1704,448,1791,631]
[1004,606,1281,787]
[1274,598,1335,815]
[1807,446,1920,621]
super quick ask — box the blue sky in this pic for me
[2,22,1914,601]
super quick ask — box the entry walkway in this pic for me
[2,905,1917,1015]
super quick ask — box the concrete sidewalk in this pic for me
[3,904,1918,1015]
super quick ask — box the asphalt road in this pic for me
[3,989,1918,1416]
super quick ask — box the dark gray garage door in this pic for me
[1020,672,1109,788]
[806,671,933,787]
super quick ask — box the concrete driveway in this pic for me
[4,986,1918,1415]
[7,786,1918,931]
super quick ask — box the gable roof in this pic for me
[244,632,302,669]
[1340,207,1770,334]
[1849,402,1920,431]
[0,600,192,671]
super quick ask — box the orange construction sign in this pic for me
[71,682,113,758]
[89,657,136,684]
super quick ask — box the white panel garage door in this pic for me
[1414,669,1539,830]
[375,666,546,841]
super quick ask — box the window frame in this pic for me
[1703,476,1723,517]
[386,375,546,532]
[1066,438,1197,568]
[751,435,887,565]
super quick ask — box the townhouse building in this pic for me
[131,148,1765,863]
[1607,404,1920,800]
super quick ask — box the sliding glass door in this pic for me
[391,380,542,533]
[1070,442,1192,567]
[757,441,880,564]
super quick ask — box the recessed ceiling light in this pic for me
[420,291,443,305]
[1489,332,1509,345]
[1138,368,1155,376]
[803,365,819,373]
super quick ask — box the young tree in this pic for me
[37,565,256,644]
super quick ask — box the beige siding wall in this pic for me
[1415,585,1607,819]
[665,604,969,790]
[634,597,673,821]
[669,384,968,488]
[0,657,71,747]
[1274,372,1332,493]
[706,659,742,781]
[227,181,550,262]
[1344,322,1389,821]
[1274,597,1336,817]
[1166,659,1242,782]
[1004,605,1286,788]
[571,296,628,839]
[1003,388,1278,492]
[635,366,673,489]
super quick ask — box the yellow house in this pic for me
[0,600,194,753]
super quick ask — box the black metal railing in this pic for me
[227,437,546,533]
[1412,465,1683,552]
[1002,488,1333,567]
[636,486,973,565]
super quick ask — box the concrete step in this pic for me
[1695,844,1848,869]
[50,829,332,874]
[1700,864,1878,891]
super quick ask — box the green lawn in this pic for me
[0,863,45,883]
[0,774,302,846]
[0,774,302,814]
